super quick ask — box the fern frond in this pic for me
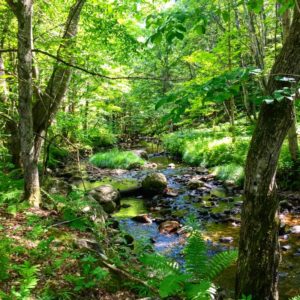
[184,231,208,280]
[207,250,238,280]
[184,280,212,300]
[139,253,178,274]
[290,296,300,300]
[159,274,189,298]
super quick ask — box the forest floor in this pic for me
[1,142,300,299]
[0,206,139,299]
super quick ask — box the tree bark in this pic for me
[236,2,300,299]
[287,111,299,162]
[6,0,85,206]
[30,0,86,172]
[282,2,299,163]
[6,0,40,206]
[0,56,8,103]
[32,0,86,136]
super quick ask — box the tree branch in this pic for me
[0,48,191,82]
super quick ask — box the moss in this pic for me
[113,198,147,219]
[79,178,139,191]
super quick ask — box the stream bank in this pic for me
[56,142,300,299]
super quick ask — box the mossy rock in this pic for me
[141,172,167,195]
[89,184,120,214]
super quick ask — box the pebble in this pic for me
[132,214,152,224]
[219,236,234,243]
[281,245,291,251]
[291,225,300,234]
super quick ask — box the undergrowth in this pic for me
[163,124,294,185]
[89,149,146,169]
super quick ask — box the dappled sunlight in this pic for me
[208,136,232,148]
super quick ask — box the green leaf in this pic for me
[247,0,264,13]
[159,274,189,298]
[166,31,177,43]
[149,31,162,44]
[195,24,206,34]
[184,231,207,280]
[155,96,174,110]
[277,0,294,15]
[184,281,212,300]
[7,204,17,217]
[207,250,238,280]
[174,31,184,40]
[222,11,230,22]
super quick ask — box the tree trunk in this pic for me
[0,56,8,103]
[233,0,254,123]
[6,0,40,206]
[288,109,299,162]
[6,0,85,206]
[236,2,300,299]
[31,0,86,169]
[282,2,299,163]
[243,2,267,89]
[5,120,21,167]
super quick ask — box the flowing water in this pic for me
[77,145,300,299]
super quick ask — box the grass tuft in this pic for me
[89,149,146,169]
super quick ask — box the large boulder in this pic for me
[141,172,167,195]
[89,184,120,214]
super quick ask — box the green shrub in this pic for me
[212,163,245,185]
[0,237,12,281]
[87,127,117,148]
[89,149,145,169]
[0,168,23,205]
[48,145,69,168]
[65,254,108,291]
[163,126,294,185]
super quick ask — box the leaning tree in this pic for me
[236,1,300,299]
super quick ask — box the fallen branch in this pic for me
[96,252,158,294]
[47,216,86,228]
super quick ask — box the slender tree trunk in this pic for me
[0,56,8,103]
[84,97,89,132]
[226,0,235,142]
[288,107,299,162]
[6,0,85,206]
[243,2,267,89]
[31,0,86,161]
[17,1,40,206]
[236,3,300,299]
[282,2,299,163]
[6,0,40,206]
[233,0,254,123]
[0,11,21,166]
